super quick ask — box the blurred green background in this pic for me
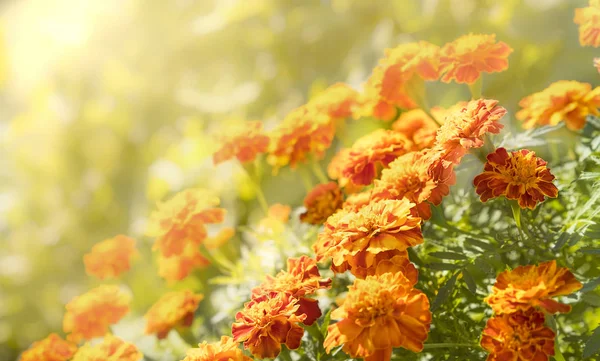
[0,0,597,359]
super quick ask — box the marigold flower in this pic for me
[481,309,555,361]
[516,80,600,130]
[71,334,142,361]
[436,99,505,164]
[252,256,332,325]
[485,260,582,315]
[258,203,291,235]
[63,285,130,343]
[300,182,344,225]
[147,189,226,257]
[83,235,138,280]
[182,336,252,361]
[313,199,423,278]
[335,249,418,284]
[213,121,270,165]
[20,333,77,361]
[232,292,306,359]
[204,227,235,250]
[341,190,372,211]
[324,272,432,360]
[157,243,210,282]
[356,66,410,121]
[439,34,513,84]
[308,83,359,119]
[392,109,440,150]
[473,148,558,209]
[575,0,600,47]
[145,290,204,339]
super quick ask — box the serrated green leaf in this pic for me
[584,327,600,358]
[432,273,458,311]
[462,268,477,294]
[430,251,468,260]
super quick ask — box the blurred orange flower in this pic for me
[392,109,440,150]
[309,82,359,119]
[481,309,555,361]
[204,227,235,250]
[71,334,142,361]
[20,333,77,361]
[257,203,291,235]
[439,34,513,84]
[84,235,138,280]
[63,285,130,343]
[575,0,600,47]
[147,189,226,257]
[300,182,344,225]
[473,148,558,209]
[341,190,372,211]
[232,292,306,359]
[485,261,582,315]
[213,121,270,165]
[183,336,252,361]
[145,290,204,339]
[157,243,210,282]
[324,272,431,361]
[595,58,600,73]
[356,66,408,121]
[516,80,600,130]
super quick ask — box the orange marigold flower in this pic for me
[356,66,409,121]
[300,182,344,225]
[252,256,332,325]
[339,129,412,186]
[313,199,423,278]
[436,99,506,164]
[145,290,203,339]
[308,83,359,119]
[157,243,210,282]
[575,0,600,47]
[20,333,77,361]
[439,33,513,84]
[481,309,555,361]
[182,336,252,361]
[485,260,582,315]
[147,189,226,257]
[63,285,130,343]
[324,272,432,360]
[473,148,558,209]
[257,203,291,235]
[516,80,600,130]
[71,334,142,361]
[232,292,306,359]
[392,109,441,150]
[213,121,270,165]
[204,227,235,250]
[335,249,418,284]
[84,235,138,280]
[328,149,363,193]
[342,190,372,211]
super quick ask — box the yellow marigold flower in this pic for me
[481,309,555,361]
[575,0,600,47]
[308,82,359,119]
[63,285,130,343]
[84,235,138,280]
[204,227,235,250]
[473,148,558,210]
[392,109,440,150]
[147,189,226,257]
[20,333,77,361]
[213,121,270,165]
[313,199,423,278]
[157,243,210,282]
[341,190,372,211]
[485,260,582,315]
[436,99,506,164]
[71,334,142,361]
[516,80,600,130]
[252,256,332,325]
[439,33,513,84]
[145,290,203,339]
[324,272,432,360]
[232,292,306,359]
[300,182,344,225]
[383,41,441,81]
[182,336,252,361]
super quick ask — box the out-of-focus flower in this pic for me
[314,199,422,278]
[204,227,235,250]
[157,243,210,282]
[83,235,138,280]
[473,148,558,209]
[257,203,291,235]
[439,34,513,84]
[341,190,372,211]
[145,290,204,339]
[516,80,600,130]
[308,83,359,119]
[324,272,431,360]
[356,66,403,121]
[20,333,77,361]
[71,334,142,361]
[575,0,600,47]
[63,285,130,343]
[213,121,270,165]
[392,109,440,150]
[300,182,344,225]
[339,129,412,186]
[595,58,600,73]
[147,189,226,257]
[485,260,582,315]
[252,256,332,325]
[481,309,555,361]
[232,292,306,359]
[328,149,363,193]
[182,336,252,361]
[436,99,506,164]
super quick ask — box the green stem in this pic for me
[310,157,329,183]
[423,343,478,350]
[300,168,314,191]
[177,327,197,347]
[244,161,269,215]
[278,348,294,361]
[468,78,483,99]
[510,201,522,230]
[554,343,567,361]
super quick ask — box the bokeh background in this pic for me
[1,0,598,359]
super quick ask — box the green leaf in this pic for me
[428,263,462,271]
[584,327,600,359]
[320,308,332,336]
[464,237,496,252]
[581,248,600,255]
[430,251,468,260]
[432,273,459,311]
[462,268,477,294]
[582,277,600,293]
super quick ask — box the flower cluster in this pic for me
[20,333,77,361]
[71,334,142,361]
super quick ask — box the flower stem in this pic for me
[245,161,269,215]
[422,343,478,350]
[300,167,314,191]
[310,157,329,183]
[177,327,197,347]
[554,343,567,361]
[468,78,483,99]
